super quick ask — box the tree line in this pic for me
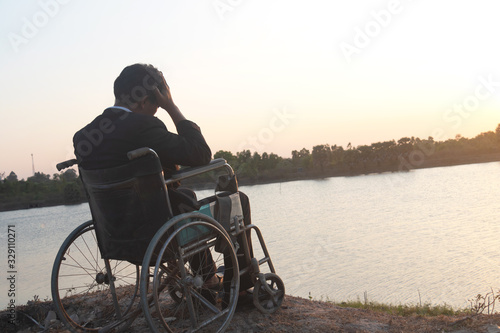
[1,124,499,211]
[212,124,500,184]
[0,169,84,211]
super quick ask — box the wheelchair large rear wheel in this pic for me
[51,220,140,332]
[140,212,240,333]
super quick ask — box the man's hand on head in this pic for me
[153,75,186,125]
[153,75,175,111]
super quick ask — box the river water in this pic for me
[1,162,499,309]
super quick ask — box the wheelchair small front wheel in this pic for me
[253,273,285,314]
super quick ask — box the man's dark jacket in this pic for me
[73,107,211,172]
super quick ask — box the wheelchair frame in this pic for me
[51,148,284,332]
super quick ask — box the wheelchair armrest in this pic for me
[165,158,234,185]
[127,147,158,160]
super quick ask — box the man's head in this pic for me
[113,63,166,114]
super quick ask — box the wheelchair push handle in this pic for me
[56,148,156,172]
[56,159,78,171]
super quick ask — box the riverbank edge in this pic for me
[1,294,499,332]
[229,151,500,188]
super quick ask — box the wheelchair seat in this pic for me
[79,150,173,263]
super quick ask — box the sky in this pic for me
[1,0,500,180]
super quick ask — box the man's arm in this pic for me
[148,75,211,167]
[144,118,212,168]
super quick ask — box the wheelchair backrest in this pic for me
[79,152,173,263]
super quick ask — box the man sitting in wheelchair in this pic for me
[73,63,254,296]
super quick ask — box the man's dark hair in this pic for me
[113,63,165,106]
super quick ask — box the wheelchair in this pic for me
[51,147,284,332]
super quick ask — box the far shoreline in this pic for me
[194,151,500,189]
[1,152,499,213]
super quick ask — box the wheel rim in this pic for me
[51,221,140,332]
[141,214,240,333]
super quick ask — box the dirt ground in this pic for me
[226,295,500,333]
[2,294,500,333]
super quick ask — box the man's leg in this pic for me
[169,187,217,284]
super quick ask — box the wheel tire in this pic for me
[253,273,285,314]
[140,212,240,333]
[51,220,140,332]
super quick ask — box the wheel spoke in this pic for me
[140,215,240,332]
[52,221,139,332]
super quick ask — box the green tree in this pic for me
[237,150,252,164]
[62,169,78,181]
[251,152,262,173]
[397,137,411,146]
[27,172,51,183]
[6,171,18,182]
[312,144,331,171]
[214,150,236,163]
[276,159,293,173]
[471,131,497,152]
[292,148,311,170]
[357,144,373,169]
[330,145,344,166]
[260,152,281,171]
[343,148,360,172]
[64,182,83,204]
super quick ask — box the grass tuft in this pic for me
[308,291,468,317]
[334,299,460,317]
